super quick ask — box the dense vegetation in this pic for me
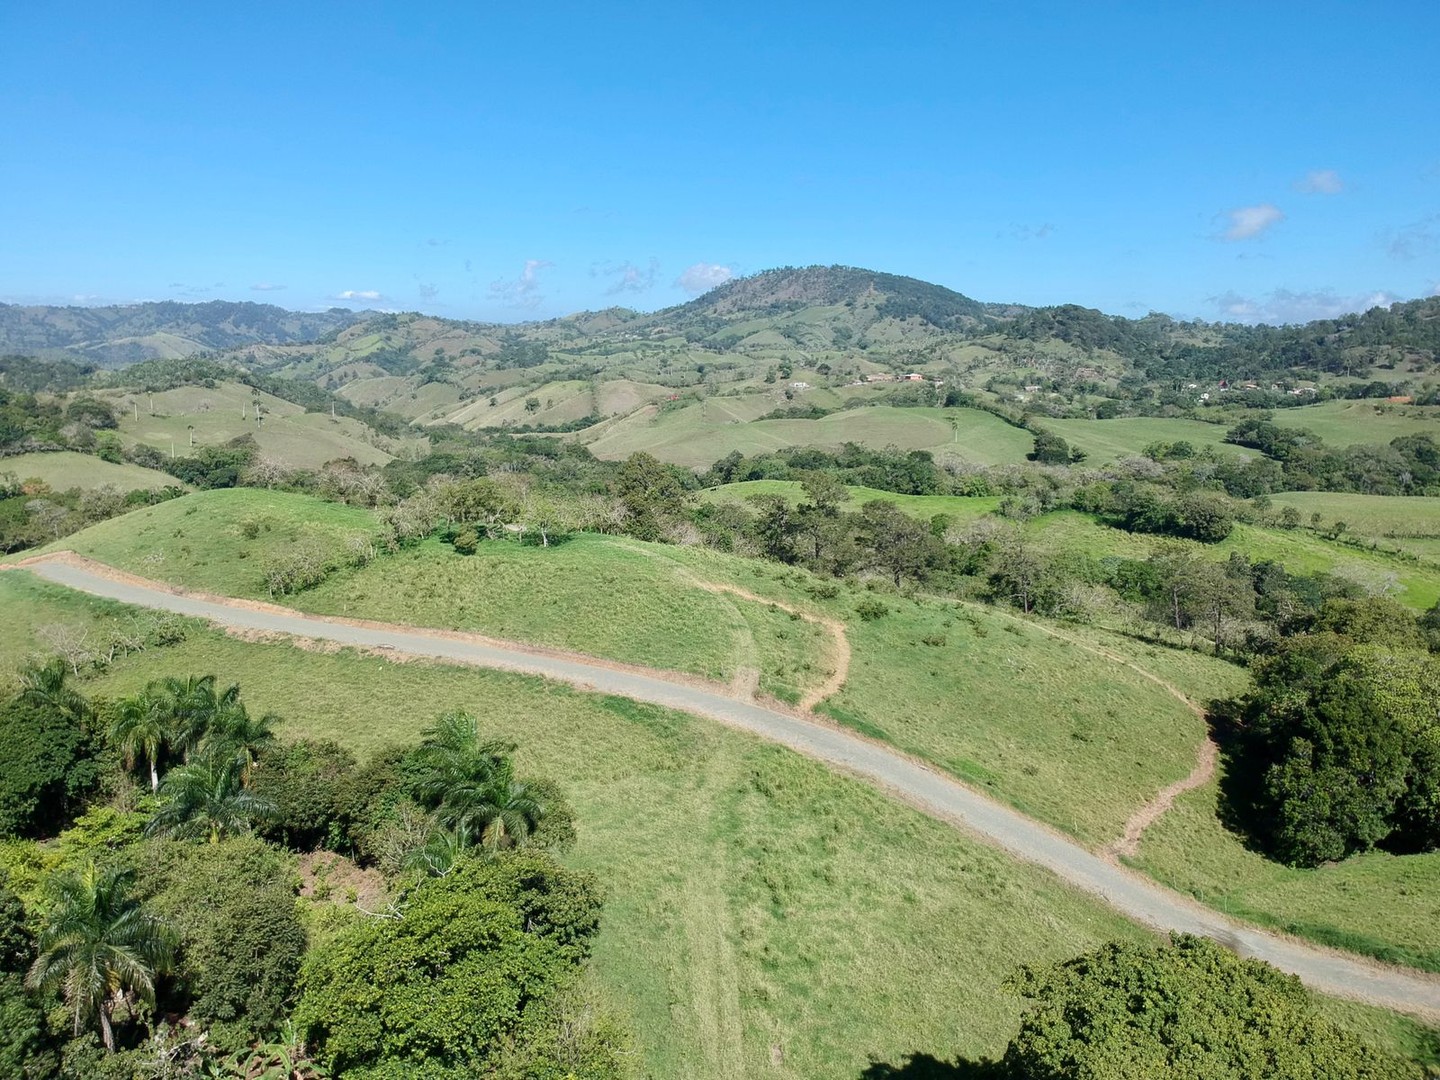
[0,660,628,1078]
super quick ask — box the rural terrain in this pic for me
[2,268,1440,1077]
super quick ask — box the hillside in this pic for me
[0,300,364,366]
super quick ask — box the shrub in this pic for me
[0,697,101,838]
[855,598,890,621]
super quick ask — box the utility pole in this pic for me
[187,425,195,448]
[132,400,139,421]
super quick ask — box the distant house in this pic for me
[902,372,926,382]
[789,381,810,390]
[865,373,896,383]
[1387,395,1414,404]
[1024,384,1042,393]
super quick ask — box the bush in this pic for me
[855,597,890,621]
[1002,935,1419,1079]
[294,852,603,1076]
[140,836,306,1029]
[0,697,101,838]
[250,739,360,851]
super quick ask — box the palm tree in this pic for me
[205,701,276,784]
[409,712,545,852]
[109,692,168,792]
[401,823,475,877]
[26,863,174,1052]
[18,657,91,727]
[410,711,513,806]
[146,751,276,844]
[149,675,241,759]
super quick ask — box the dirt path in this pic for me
[8,552,1440,1019]
[950,598,1221,859]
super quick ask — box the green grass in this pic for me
[1269,400,1440,447]
[1048,416,1246,461]
[1133,777,1440,974]
[0,573,157,677]
[35,488,379,597]
[95,381,425,469]
[6,572,1437,1070]
[584,404,1033,469]
[1268,493,1440,564]
[295,534,830,700]
[700,480,1003,522]
[65,608,1151,1079]
[0,451,181,491]
[1027,511,1440,611]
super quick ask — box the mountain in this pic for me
[0,300,366,367]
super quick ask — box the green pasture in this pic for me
[34,488,379,597]
[0,450,180,491]
[1269,400,1440,447]
[1134,778,1440,974]
[94,381,421,468]
[1268,492,1440,547]
[1046,416,1244,461]
[584,404,1033,469]
[700,479,1003,522]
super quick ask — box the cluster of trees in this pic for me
[1221,633,1440,867]
[1225,418,1440,496]
[0,661,629,1078]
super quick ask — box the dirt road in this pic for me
[14,555,1440,1019]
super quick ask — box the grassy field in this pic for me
[0,451,181,491]
[1269,400,1440,447]
[1048,416,1246,462]
[58,599,1151,1078]
[294,535,835,703]
[1268,493,1440,563]
[584,403,1034,469]
[700,479,1004,522]
[92,381,426,468]
[1028,511,1440,611]
[4,578,1431,1074]
[35,488,380,597]
[1133,777,1440,974]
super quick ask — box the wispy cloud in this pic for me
[489,259,553,309]
[593,258,660,296]
[1384,215,1439,261]
[1293,169,1344,195]
[417,282,439,302]
[676,262,733,295]
[1208,287,1400,325]
[1007,222,1055,241]
[334,289,385,302]
[249,282,287,292]
[1219,203,1285,242]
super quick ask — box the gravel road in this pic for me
[22,558,1440,1019]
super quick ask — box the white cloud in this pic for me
[676,262,734,295]
[335,289,384,302]
[488,259,553,309]
[594,258,660,296]
[1208,287,1400,325]
[1293,169,1344,195]
[1220,204,1285,241]
[249,282,287,292]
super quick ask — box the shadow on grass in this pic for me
[860,1053,1006,1078]
[1206,696,1274,856]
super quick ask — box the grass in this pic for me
[94,381,425,469]
[583,403,1033,469]
[1133,777,1440,974]
[1027,511,1440,611]
[295,534,830,701]
[35,488,379,597]
[1269,400,1440,447]
[61,604,1152,1079]
[1048,416,1246,461]
[0,451,181,491]
[1268,493,1440,564]
[700,480,1003,522]
[6,572,1438,1070]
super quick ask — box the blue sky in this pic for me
[1,2,1436,324]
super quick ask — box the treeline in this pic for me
[0,662,631,1078]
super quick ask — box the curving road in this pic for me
[16,556,1440,1019]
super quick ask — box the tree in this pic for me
[407,712,548,853]
[1002,935,1419,1079]
[204,700,276,784]
[149,674,237,759]
[146,751,276,844]
[1028,428,1072,465]
[27,864,174,1053]
[614,451,691,542]
[0,693,101,838]
[17,657,92,727]
[140,837,305,1029]
[250,738,360,850]
[110,691,168,792]
[857,500,946,588]
[293,853,603,1076]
